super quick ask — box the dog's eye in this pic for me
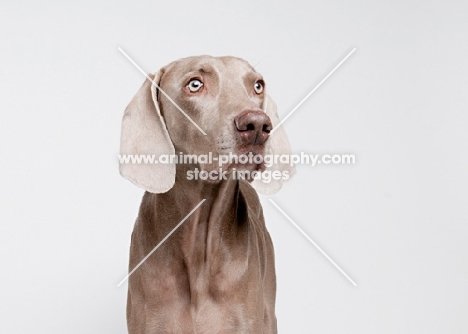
[187,79,203,92]
[254,81,264,94]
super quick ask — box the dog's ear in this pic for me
[251,94,295,195]
[119,71,176,193]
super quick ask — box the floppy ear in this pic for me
[251,94,296,195]
[119,71,176,193]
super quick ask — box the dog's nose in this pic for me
[234,110,272,145]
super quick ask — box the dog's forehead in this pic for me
[163,55,257,78]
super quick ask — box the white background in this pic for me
[1,0,467,333]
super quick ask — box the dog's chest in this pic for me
[149,298,261,333]
[155,238,266,332]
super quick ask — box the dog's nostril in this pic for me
[246,123,255,131]
[262,124,271,133]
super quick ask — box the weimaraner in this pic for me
[120,55,294,333]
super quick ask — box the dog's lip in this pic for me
[254,163,266,172]
[225,162,265,173]
[246,149,263,156]
[234,145,265,155]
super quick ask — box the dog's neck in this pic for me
[147,164,250,304]
[153,164,250,262]
[174,164,239,211]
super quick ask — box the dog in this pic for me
[119,55,294,333]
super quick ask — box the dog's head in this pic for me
[120,56,294,194]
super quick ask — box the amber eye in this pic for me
[187,79,203,92]
[254,81,264,94]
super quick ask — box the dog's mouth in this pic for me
[209,131,270,177]
[201,147,266,168]
[222,147,267,172]
[227,161,265,173]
